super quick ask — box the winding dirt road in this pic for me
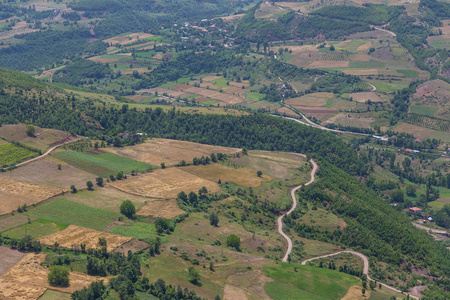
[301,251,419,299]
[278,157,318,262]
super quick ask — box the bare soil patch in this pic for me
[202,76,222,82]
[356,41,372,52]
[276,107,299,117]
[394,123,437,140]
[3,156,94,190]
[0,247,25,276]
[137,199,184,218]
[173,84,245,105]
[349,92,383,102]
[103,138,240,167]
[121,68,148,75]
[115,239,149,255]
[228,81,250,88]
[137,87,185,98]
[103,33,154,46]
[349,54,372,61]
[275,1,304,10]
[325,113,374,129]
[0,177,61,215]
[341,285,370,299]
[183,164,273,187]
[223,285,248,300]
[300,107,338,121]
[125,95,148,102]
[308,61,349,68]
[0,253,107,299]
[343,69,378,75]
[220,14,245,21]
[39,225,132,252]
[111,168,221,199]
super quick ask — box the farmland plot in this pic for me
[0,143,38,166]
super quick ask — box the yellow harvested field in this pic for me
[0,177,61,215]
[0,253,106,299]
[202,75,222,82]
[349,92,383,102]
[173,84,245,105]
[394,123,437,140]
[341,286,371,300]
[39,225,132,252]
[285,92,333,107]
[356,41,372,52]
[325,114,374,129]
[103,138,240,167]
[308,61,349,68]
[111,168,221,198]
[342,69,378,75]
[137,199,185,218]
[103,33,154,45]
[182,164,272,187]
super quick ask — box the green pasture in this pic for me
[409,105,438,117]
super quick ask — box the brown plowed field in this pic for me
[308,61,349,68]
[137,199,185,218]
[285,93,333,107]
[343,69,378,75]
[111,168,220,199]
[103,138,240,167]
[0,177,61,215]
[349,92,383,102]
[39,225,132,252]
[173,84,244,105]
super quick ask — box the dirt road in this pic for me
[278,157,318,262]
[301,250,419,299]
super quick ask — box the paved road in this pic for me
[278,157,318,262]
[301,250,419,299]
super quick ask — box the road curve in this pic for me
[301,251,419,299]
[279,157,318,262]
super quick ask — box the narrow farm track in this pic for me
[301,251,419,299]
[278,157,318,262]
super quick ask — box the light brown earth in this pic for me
[0,253,107,300]
[110,168,221,199]
[103,33,154,46]
[39,225,132,252]
[308,61,349,68]
[325,114,375,129]
[0,247,25,276]
[285,92,333,107]
[136,87,185,98]
[88,56,118,63]
[173,84,244,105]
[349,92,383,102]
[2,156,94,190]
[0,177,61,215]
[356,42,372,52]
[394,123,437,140]
[102,138,240,167]
[136,199,185,218]
[275,2,305,10]
[223,285,248,300]
[343,69,379,75]
[341,286,371,299]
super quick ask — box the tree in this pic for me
[188,267,201,285]
[330,45,335,51]
[257,170,263,177]
[226,234,241,250]
[188,191,198,206]
[70,185,77,193]
[96,177,103,186]
[120,200,136,219]
[160,162,166,169]
[26,124,35,137]
[48,265,69,287]
[57,164,61,170]
[209,212,219,227]
[406,184,416,197]
[390,189,404,203]
[86,181,93,190]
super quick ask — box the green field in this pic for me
[397,69,419,77]
[409,105,438,117]
[349,60,385,69]
[38,290,72,300]
[212,78,229,87]
[245,92,265,102]
[109,221,162,241]
[0,143,38,166]
[26,199,121,231]
[265,281,329,300]
[54,150,154,177]
[1,219,66,239]
[264,263,360,300]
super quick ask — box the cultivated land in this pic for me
[0,177,61,215]
[110,167,221,199]
[38,225,132,252]
[103,138,240,167]
[136,199,185,219]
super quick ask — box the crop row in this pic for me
[0,144,38,166]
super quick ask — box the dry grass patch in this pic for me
[39,225,132,252]
[349,92,383,102]
[137,87,185,98]
[202,75,222,82]
[342,69,378,75]
[3,156,94,190]
[103,33,154,46]
[325,113,374,129]
[275,1,305,10]
[103,138,239,167]
[286,92,333,107]
[341,286,370,300]
[173,84,245,105]
[349,54,372,61]
[0,253,106,299]
[0,124,71,151]
[183,164,272,187]
[394,122,437,140]
[88,56,118,63]
[308,61,349,68]
[137,200,184,218]
[221,14,245,21]
[356,41,372,52]
[111,168,220,199]
[0,177,61,215]
[223,285,249,300]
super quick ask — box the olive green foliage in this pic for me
[120,200,136,219]
[226,234,241,250]
[48,265,70,287]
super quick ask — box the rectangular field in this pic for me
[2,219,65,240]
[103,138,240,167]
[0,177,61,215]
[26,199,121,231]
[54,150,155,177]
[39,225,132,252]
[137,199,185,219]
[108,222,158,240]
[0,143,37,166]
[111,168,221,199]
